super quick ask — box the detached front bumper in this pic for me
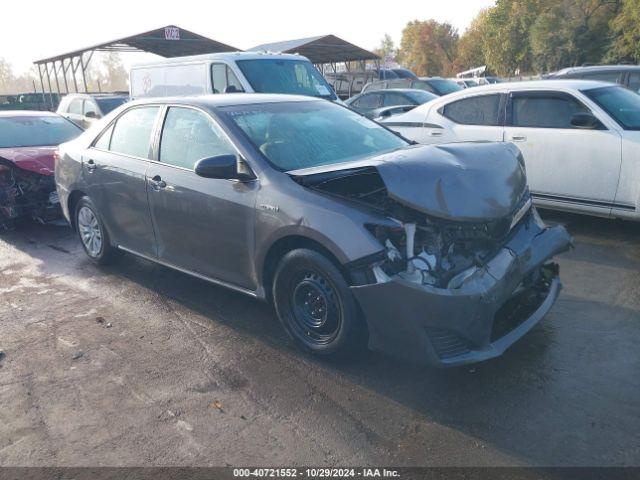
[350,219,572,367]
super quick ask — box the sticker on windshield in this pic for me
[316,85,330,96]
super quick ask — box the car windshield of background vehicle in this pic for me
[223,101,408,171]
[96,98,128,115]
[0,116,82,148]
[406,90,437,104]
[236,59,337,101]
[428,79,463,95]
[583,86,640,130]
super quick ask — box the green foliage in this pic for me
[374,34,398,65]
[609,0,640,62]
[398,20,459,76]
[396,0,631,77]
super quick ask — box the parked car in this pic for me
[56,94,571,367]
[57,93,128,129]
[0,93,61,112]
[453,78,479,89]
[363,77,462,96]
[476,76,502,85]
[130,52,341,103]
[381,80,640,221]
[390,68,418,80]
[0,111,83,227]
[345,88,437,119]
[546,65,640,93]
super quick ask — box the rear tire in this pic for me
[75,196,118,265]
[272,248,366,358]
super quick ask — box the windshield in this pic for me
[236,59,337,101]
[427,79,463,95]
[222,101,408,171]
[96,97,127,114]
[583,86,640,130]
[406,90,438,104]
[0,115,82,148]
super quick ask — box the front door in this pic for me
[83,106,160,257]
[146,106,257,290]
[503,91,622,209]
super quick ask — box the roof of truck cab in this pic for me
[129,93,322,108]
[131,51,312,68]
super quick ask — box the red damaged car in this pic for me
[0,111,82,228]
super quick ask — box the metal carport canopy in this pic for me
[249,35,378,64]
[32,25,240,109]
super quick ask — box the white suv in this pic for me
[382,80,640,221]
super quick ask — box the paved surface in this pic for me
[0,211,638,467]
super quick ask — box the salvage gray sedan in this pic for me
[55,94,572,367]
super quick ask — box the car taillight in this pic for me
[53,150,61,164]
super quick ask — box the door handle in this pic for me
[511,135,527,142]
[86,159,97,172]
[149,175,167,189]
[429,131,443,137]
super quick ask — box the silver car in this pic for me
[55,94,571,367]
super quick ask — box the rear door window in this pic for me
[441,94,502,126]
[581,71,621,84]
[628,73,640,94]
[83,100,97,116]
[510,93,589,128]
[357,93,382,109]
[109,107,160,158]
[68,99,83,115]
[159,107,236,169]
[383,93,411,106]
[211,64,227,93]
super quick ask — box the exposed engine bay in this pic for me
[293,164,533,290]
[0,159,59,228]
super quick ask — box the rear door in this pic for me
[146,106,258,290]
[84,106,160,256]
[351,93,382,117]
[418,93,505,144]
[503,90,622,211]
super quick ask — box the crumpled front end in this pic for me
[0,159,60,228]
[350,209,572,367]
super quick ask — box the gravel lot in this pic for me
[0,211,639,467]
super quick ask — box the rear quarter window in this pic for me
[441,94,502,126]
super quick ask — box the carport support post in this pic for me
[37,64,46,107]
[60,60,69,94]
[43,63,54,111]
[70,57,80,93]
[52,61,62,97]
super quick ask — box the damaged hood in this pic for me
[0,146,57,176]
[289,142,528,222]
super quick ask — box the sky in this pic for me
[1,0,495,75]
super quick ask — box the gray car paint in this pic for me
[55,94,571,367]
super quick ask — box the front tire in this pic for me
[272,248,366,357]
[75,196,117,265]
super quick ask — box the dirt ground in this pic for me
[0,210,639,467]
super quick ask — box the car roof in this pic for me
[63,93,128,99]
[132,51,311,68]
[0,110,60,118]
[436,79,616,100]
[128,93,321,109]
[360,88,430,95]
[552,64,640,75]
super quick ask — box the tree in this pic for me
[609,0,640,62]
[398,20,459,77]
[374,34,398,67]
[452,8,491,73]
[531,0,621,72]
[483,0,542,76]
[0,58,16,94]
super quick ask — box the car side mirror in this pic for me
[571,112,601,129]
[194,154,254,180]
[85,111,98,119]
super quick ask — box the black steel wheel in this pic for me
[273,248,366,357]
